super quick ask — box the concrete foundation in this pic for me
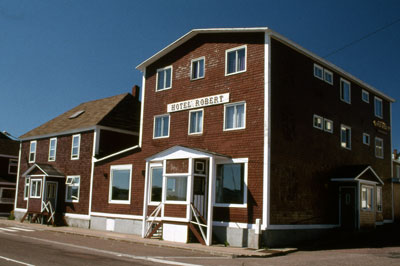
[90,216,142,235]
[64,216,90,229]
[213,226,259,248]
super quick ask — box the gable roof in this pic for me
[20,93,138,140]
[136,27,394,103]
[22,163,64,178]
[331,165,384,185]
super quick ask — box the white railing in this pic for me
[190,203,207,243]
[41,200,55,224]
[144,203,163,238]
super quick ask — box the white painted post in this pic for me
[206,157,215,246]
[141,161,150,238]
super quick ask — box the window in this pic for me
[153,114,170,138]
[29,141,37,163]
[0,188,15,204]
[313,64,323,80]
[363,133,370,146]
[109,165,132,204]
[224,102,245,130]
[324,69,333,85]
[362,90,369,103]
[24,177,30,200]
[71,134,80,160]
[166,176,188,201]
[156,66,172,91]
[377,186,382,212]
[150,167,163,202]
[226,45,246,75]
[375,137,384,159]
[189,109,203,134]
[30,179,42,198]
[361,185,373,211]
[65,176,80,202]
[340,78,351,104]
[8,159,18,174]
[340,125,351,149]
[313,115,323,130]
[191,57,205,80]
[324,119,333,133]
[216,163,245,205]
[374,97,383,118]
[48,137,57,161]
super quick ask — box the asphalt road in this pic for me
[0,222,400,266]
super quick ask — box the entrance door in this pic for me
[193,176,207,219]
[340,187,356,230]
[45,182,58,211]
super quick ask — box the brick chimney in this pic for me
[131,85,140,100]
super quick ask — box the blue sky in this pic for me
[1,0,399,149]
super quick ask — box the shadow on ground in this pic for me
[297,223,400,251]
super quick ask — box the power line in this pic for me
[323,17,400,58]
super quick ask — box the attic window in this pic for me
[69,110,85,119]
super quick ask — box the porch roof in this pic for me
[22,163,65,178]
[330,165,384,185]
[146,145,231,162]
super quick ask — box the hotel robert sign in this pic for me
[167,93,230,113]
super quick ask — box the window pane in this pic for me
[216,164,244,204]
[237,49,245,71]
[225,106,234,129]
[236,104,244,128]
[162,116,169,136]
[157,70,165,90]
[154,117,162,137]
[73,136,79,146]
[30,142,36,152]
[166,176,187,201]
[192,61,198,79]
[190,112,197,133]
[198,59,204,77]
[151,168,162,202]
[165,68,171,88]
[227,51,236,74]
[111,169,130,201]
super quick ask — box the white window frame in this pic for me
[375,137,384,159]
[108,164,132,204]
[149,164,163,205]
[225,45,247,76]
[191,57,205,80]
[214,158,248,208]
[223,102,246,131]
[340,124,351,150]
[313,114,323,130]
[156,66,173,91]
[188,109,204,135]
[362,90,370,103]
[324,118,333,133]
[363,133,370,146]
[340,78,351,104]
[153,114,170,139]
[24,177,30,200]
[71,134,80,160]
[8,158,18,174]
[48,137,57,161]
[374,97,383,118]
[65,176,80,203]
[376,186,382,212]
[29,140,37,163]
[164,175,189,204]
[313,64,323,80]
[30,179,42,199]
[361,185,374,211]
[0,187,15,204]
[323,69,333,85]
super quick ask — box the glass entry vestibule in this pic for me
[142,146,233,246]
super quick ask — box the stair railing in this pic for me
[190,203,207,243]
[144,202,163,238]
[42,200,55,224]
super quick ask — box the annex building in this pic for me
[14,27,396,247]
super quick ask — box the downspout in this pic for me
[88,128,99,221]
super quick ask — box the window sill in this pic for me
[190,76,205,81]
[214,203,247,208]
[156,87,172,92]
[225,70,246,77]
[108,200,131,205]
[223,127,246,132]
